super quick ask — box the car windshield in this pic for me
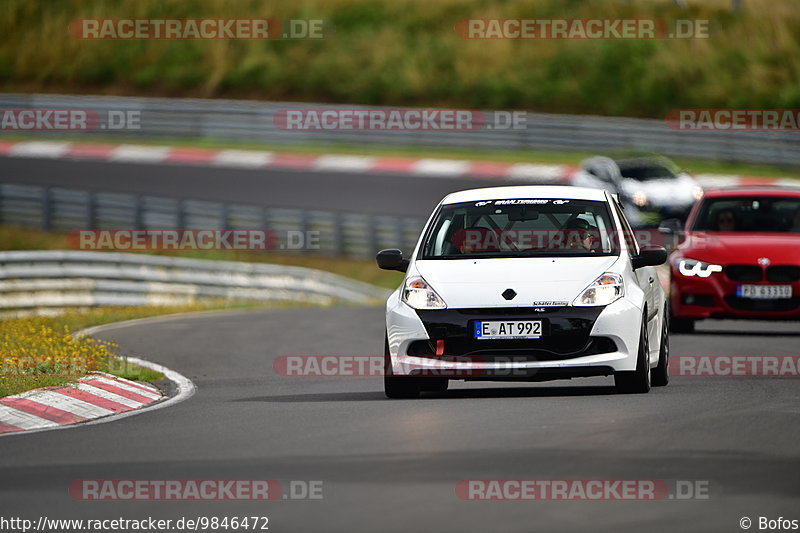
[691,196,800,233]
[618,162,677,181]
[421,199,620,258]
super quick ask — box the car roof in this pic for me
[442,186,609,204]
[702,187,800,198]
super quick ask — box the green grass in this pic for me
[0,374,75,398]
[1,0,798,119]
[106,357,164,382]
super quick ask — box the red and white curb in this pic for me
[0,139,794,189]
[0,316,197,437]
[0,372,162,435]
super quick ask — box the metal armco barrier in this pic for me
[1,94,798,167]
[0,250,390,311]
[0,182,426,259]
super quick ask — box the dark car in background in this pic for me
[617,156,703,221]
[573,155,703,227]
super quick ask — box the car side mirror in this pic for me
[631,246,668,270]
[376,249,409,272]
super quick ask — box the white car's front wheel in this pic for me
[614,313,651,394]
[383,335,420,399]
[651,308,670,387]
[383,336,449,399]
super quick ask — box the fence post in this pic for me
[86,190,97,230]
[220,203,230,230]
[395,216,405,251]
[298,210,310,254]
[134,194,144,229]
[41,186,52,231]
[367,215,378,256]
[332,212,344,256]
[176,199,187,229]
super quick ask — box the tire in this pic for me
[651,309,670,387]
[670,316,695,334]
[383,334,420,399]
[419,378,448,392]
[615,312,652,394]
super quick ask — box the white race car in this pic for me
[377,185,669,398]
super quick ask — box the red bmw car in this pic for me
[667,187,800,333]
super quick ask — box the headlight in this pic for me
[402,276,447,309]
[632,191,648,207]
[573,273,624,307]
[676,257,722,277]
[692,186,704,201]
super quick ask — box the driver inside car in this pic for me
[563,218,600,252]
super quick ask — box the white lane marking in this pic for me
[9,141,71,159]
[313,155,375,172]
[411,158,471,177]
[507,163,566,181]
[72,382,144,408]
[214,149,274,168]
[110,144,171,163]
[85,376,161,400]
[0,405,59,430]
[13,390,114,418]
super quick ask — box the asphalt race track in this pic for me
[1,157,511,217]
[1,308,798,533]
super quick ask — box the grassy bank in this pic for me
[0,222,400,396]
[1,0,798,118]
[0,311,150,397]
[0,300,326,397]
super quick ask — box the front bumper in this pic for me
[671,266,800,320]
[386,294,643,380]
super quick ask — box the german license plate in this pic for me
[474,320,542,340]
[736,285,793,299]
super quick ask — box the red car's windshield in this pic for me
[691,196,800,233]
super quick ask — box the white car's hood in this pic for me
[413,256,620,308]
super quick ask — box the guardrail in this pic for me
[0,250,390,311]
[0,182,426,259]
[1,93,798,167]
